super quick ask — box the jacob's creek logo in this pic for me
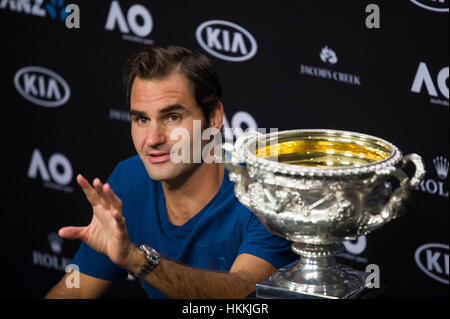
[411,62,449,107]
[415,243,449,285]
[196,20,257,62]
[33,233,71,271]
[27,149,74,193]
[105,0,154,45]
[320,46,338,65]
[14,66,70,107]
[410,0,449,12]
[415,156,448,197]
[299,46,361,86]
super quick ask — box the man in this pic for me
[45,45,296,299]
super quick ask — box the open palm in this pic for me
[59,174,134,268]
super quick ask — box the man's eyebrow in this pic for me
[129,105,189,118]
[159,104,188,114]
[129,109,147,117]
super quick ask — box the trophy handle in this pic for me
[363,153,425,233]
[217,142,253,208]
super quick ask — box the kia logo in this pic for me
[410,0,449,12]
[196,20,257,62]
[414,243,449,285]
[14,66,71,107]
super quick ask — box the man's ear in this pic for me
[209,101,224,130]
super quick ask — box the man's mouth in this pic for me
[147,152,171,164]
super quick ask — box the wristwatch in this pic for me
[132,244,160,280]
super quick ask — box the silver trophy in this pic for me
[220,129,425,299]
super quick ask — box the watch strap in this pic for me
[133,244,160,280]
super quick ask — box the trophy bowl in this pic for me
[220,129,425,299]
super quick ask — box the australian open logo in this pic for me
[14,66,70,107]
[416,156,448,197]
[415,243,449,285]
[105,0,154,45]
[196,20,258,62]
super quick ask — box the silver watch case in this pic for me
[133,244,160,280]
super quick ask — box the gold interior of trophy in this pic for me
[254,132,393,168]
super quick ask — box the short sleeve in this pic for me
[71,242,127,280]
[238,212,298,269]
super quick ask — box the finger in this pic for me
[111,210,127,232]
[93,178,104,198]
[77,174,100,206]
[111,209,124,224]
[59,226,86,241]
[103,183,122,210]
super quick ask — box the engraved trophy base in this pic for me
[256,243,369,299]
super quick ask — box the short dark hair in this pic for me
[123,45,222,122]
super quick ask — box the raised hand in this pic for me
[59,174,135,268]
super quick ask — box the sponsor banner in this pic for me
[27,149,74,193]
[415,243,449,285]
[411,62,449,107]
[415,156,449,198]
[105,0,154,45]
[0,0,69,21]
[410,0,449,12]
[32,233,72,272]
[196,20,257,62]
[14,66,70,108]
[339,235,369,264]
[299,46,362,86]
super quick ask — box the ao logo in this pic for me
[410,0,449,12]
[411,62,449,100]
[415,243,449,285]
[343,235,367,255]
[222,111,258,143]
[105,0,153,38]
[14,66,70,107]
[196,20,258,62]
[27,149,73,186]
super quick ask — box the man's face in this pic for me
[130,73,209,182]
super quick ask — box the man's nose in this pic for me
[145,123,166,148]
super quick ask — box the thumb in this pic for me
[58,226,86,240]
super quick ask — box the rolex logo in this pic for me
[48,232,63,254]
[433,156,449,180]
[32,232,70,271]
[416,156,449,197]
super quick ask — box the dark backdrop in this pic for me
[1,0,448,298]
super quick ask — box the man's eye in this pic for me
[168,114,181,122]
[136,117,149,124]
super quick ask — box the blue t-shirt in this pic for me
[71,155,297,298]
